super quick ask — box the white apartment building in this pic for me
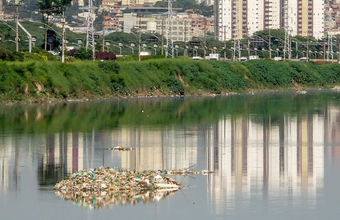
[215,0,324,41]
[122,13,192,42]
[121,0,159,6]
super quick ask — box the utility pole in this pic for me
[81,0,96,61]
[184,20,187,56]
[306,35,309,59]
[233,38,241,60]
[138,15,141,62]
[61,10,65,63]
[224,26,227,61]
[102,13,105,52]
[337,35,340,63]
[268,29,271,59]
[323,34,326,60]
[166,0,174,58]
[295,40,298,59]
[233,38,236,61]
[15,4,19,52]
[283,0,289,60]
[247,28,250,58]
[327,34,333,61]
[9,2,20,52]
[203,28,207,59]
[326,9,332,61]
[161,18,164,55]
[38,8,55,51]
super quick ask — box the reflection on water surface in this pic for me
[55,187,178,209]
[1,90,340,219]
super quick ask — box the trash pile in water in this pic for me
[104,146,134,151]
[54,166,212,209]
[55,186,177,209]
[54,166,182,193]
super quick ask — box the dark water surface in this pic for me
[2,90,340,220]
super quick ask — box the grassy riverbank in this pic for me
[1,58,340,103]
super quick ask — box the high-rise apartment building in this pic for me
[0,0,3,20]
[214,0,324,41]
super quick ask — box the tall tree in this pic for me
[37,0,72,50]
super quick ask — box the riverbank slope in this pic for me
[1,59,340,103]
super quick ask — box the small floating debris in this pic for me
[104,146,134,151]
[167,169,213,175]
[166,164,213,176]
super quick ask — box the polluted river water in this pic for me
[2,91,340,219]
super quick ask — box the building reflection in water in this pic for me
[1,105,340,212]
[206,108,337,214]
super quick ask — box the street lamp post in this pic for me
[230,47,234,59]
[212,46,217,53]
[153,44,157,55]
[130,43,135,54]
[295,41,298,59]
[175,44,179,56]
[118,43,123,55]
[319,51,323,58]
[194,46,198,56]
[223,26,227,61]
[105,41,111,52]
[290,39,299,59]
[77,38,84,47]
[112,44,121,54]
[48,38,53,51]
[32,35,37,47]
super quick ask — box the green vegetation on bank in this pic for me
[1,58,340,103]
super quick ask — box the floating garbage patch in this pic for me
[104,146,134,151]
[54,185,178,209]
[54,166,212,209]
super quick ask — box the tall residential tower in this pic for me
[215,0,324,41]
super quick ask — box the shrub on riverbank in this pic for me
[0,59,340,103]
